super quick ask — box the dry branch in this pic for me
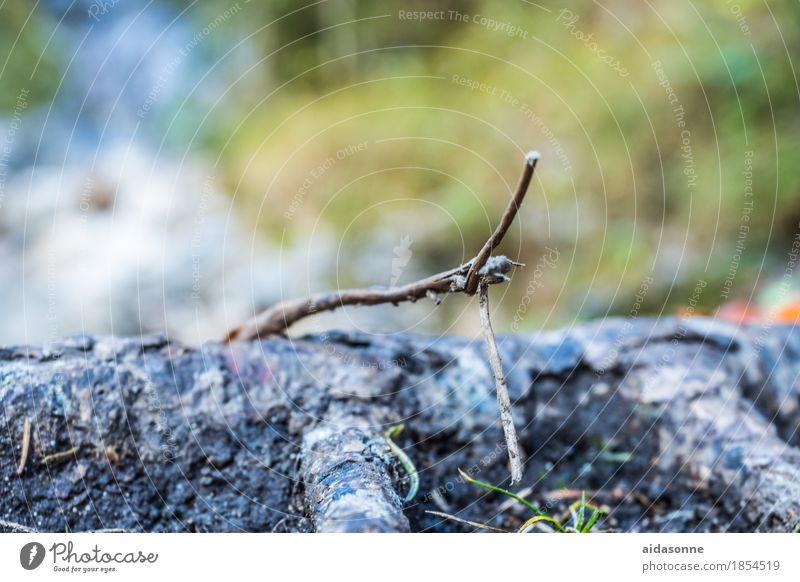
[464,150,539,294]
[15,418,31,476]
[478,281,523,484]
[224,150,540,483]
[224,150,540,341]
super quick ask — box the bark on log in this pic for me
[1,317,799,533]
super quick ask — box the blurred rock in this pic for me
[0,145,291,344]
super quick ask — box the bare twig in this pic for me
[40,445,79,467]
[226,262,469,340]
[479,281,523,485]
[465,150,540,294]
[225,150,539,341]
[16,418,31,476]
[225,151,539,484]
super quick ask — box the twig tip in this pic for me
[525,150,541,165]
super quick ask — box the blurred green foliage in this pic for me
[4,0,799,334]
[0,3,58,109]
[198,0,800,331]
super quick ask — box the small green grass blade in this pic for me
[518,515,565,533]
[581,507,602,533]
[458,468,545,516]
[384,424,419,502]
[576,491,587,531]
[557,498,607,532]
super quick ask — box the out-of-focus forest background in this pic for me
[1,0,798,343]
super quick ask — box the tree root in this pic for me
[301,416,409,533]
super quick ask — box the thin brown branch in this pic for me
[226,258,519,340]
[225,151,539,341]
[225,263,468,341]
[16,417,31,476]
[479,281,523,485]
[40,445,79,467]
[464,150,539,295]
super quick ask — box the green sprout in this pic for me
[427,470,607,533]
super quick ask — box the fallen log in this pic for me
[1,317,798,532]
